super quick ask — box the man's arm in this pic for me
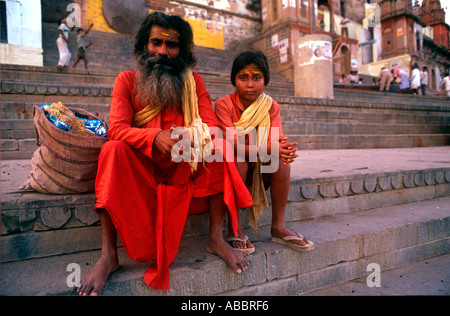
[108,71,163,159]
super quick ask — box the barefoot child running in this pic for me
[214,51,314,252]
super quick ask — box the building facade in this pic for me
[0,0,43,66]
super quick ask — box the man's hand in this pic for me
[153,125,196,161]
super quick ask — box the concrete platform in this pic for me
[3,146,450,195]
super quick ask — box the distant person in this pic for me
[340,17,350,37]
[347,71,358,84]
[378,67,392,92]
[420,66,428,96]
[442,73,450,98]
[399,69,409,93]
[392,69,399,84]
[56,18,74,69]
[339,73,346,84]
[410,63,420,95]
[72,23,94,70]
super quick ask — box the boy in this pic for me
[72,23,94,69]
[214,51,314,253]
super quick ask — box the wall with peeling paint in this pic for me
[83,0,261,50]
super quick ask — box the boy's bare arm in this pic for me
[85,23,94,35]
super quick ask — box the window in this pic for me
[0,1,7,43]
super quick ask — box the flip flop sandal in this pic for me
[271,232,315,251]
[226,235,255,254]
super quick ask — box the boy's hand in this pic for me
[260,137,298,164]
[278,136,298,163]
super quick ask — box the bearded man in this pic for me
[77,12,253,295]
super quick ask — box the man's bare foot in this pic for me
[77,253,119,296]
[206,237,249,274]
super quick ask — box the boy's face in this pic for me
[235,63,265,107]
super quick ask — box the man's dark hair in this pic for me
[134,11,196,68]
[230,51,270,86]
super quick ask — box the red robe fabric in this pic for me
[95,70,253,290]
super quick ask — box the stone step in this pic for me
[3,134,450,160]
[4,63,447,109]
[333,89,448,107]
[2,147,450,263]
[0,65,117,86]
[286,134,450,149]
[5,117,446,141]
[1,195,449,295]
[282,121,450,135]
[304,253,450,295]
[280,108,450,124]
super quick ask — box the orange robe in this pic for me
[95,71,253,290]
[214,92,284,140]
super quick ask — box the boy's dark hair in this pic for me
[77,28,83,33]
[134,11,196,68]
[230,51,270,86]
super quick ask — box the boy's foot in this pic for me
[271,227,314,251]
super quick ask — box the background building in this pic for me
[0,0,43,66]
[1,0,448,90]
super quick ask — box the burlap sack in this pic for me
[19,105,108,194]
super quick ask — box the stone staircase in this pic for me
[2,61,450,160]
[1,43,450,295]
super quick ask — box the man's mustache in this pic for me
[139,54,186,76]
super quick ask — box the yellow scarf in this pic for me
[132,70,212,173]
[233,92,273,229]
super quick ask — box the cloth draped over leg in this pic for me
[233,93,273,229]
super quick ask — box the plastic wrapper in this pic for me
[39,103,107,137]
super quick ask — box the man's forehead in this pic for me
[150,25,179,41]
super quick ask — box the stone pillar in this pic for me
[294,34,334,99]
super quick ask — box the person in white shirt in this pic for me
[409,63,420,95]
[442,73,450,98]
[56,18,74,69]
[420,66,428,96]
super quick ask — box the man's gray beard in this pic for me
[135,60,184,109]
